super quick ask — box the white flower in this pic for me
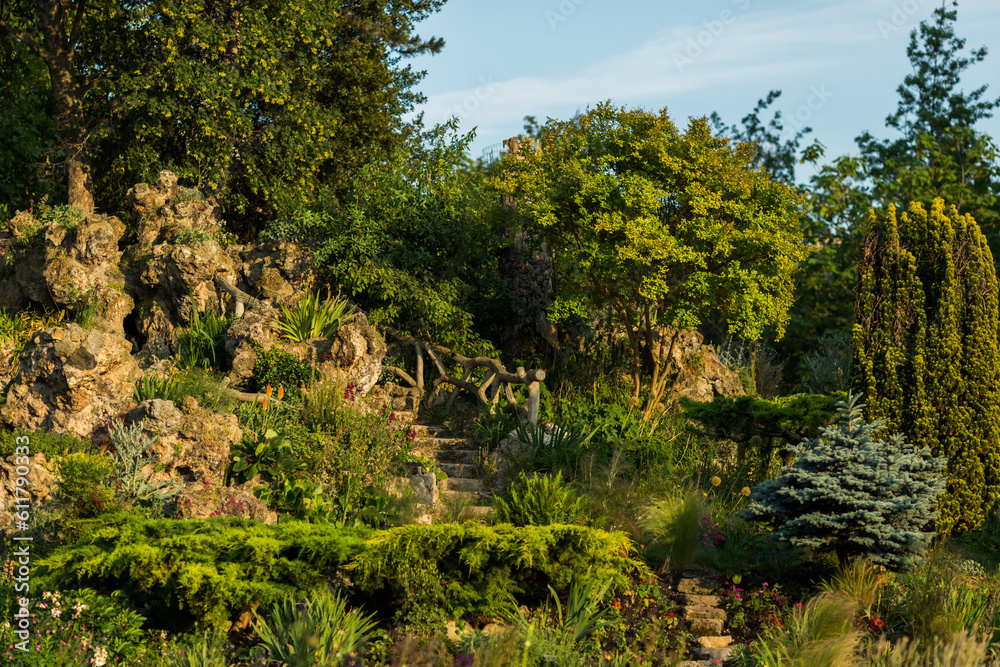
[93,646,108,667]
[50,606,61,619]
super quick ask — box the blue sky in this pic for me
[407,0,1000,184]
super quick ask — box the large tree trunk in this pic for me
[38,0,94,213]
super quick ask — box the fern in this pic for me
[495,471,589,527]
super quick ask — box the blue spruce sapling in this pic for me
[740,392,946,568]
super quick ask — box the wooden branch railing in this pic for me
[382,327,546,425]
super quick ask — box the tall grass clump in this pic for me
[640,488,707,573]
[752,592,862,667]
[176,297,231,370]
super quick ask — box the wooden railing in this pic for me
[382,328,546,425]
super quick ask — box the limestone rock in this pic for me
[320,311,386,395]
[0,452,57,506]
[139,241,237,326]
[0,324,140,438]
[174,483,277,524]
[127,398,240,487]
[654,328,744,404]
[127,171,223,253]
[225,303,281,383]
[234,241,315,307]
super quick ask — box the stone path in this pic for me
[675,571,738,666]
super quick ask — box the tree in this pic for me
[852,199,1000,533]
[0,0,446,226]
[493,102,810,414]
[741,393,947,569]
[856,1,1000,232]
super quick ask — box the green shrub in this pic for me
[802,330,853,395]
[0,429,89,458]
[351,522,644,624]
[253,346,313,401]
[275,291,356,342]
[252,588,376,665]
[892,559,997,646]
[511,420,598,474]
[495,471,589,527]
[34,515,372,631]
[55,453,123,519]
[741,392,947,569]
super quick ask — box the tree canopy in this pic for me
[493,102,809,411]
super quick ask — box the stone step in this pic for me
[433,449,479,465]
[407,423,446,434]
[697,636,734,649]
[439,477,482,493]
[422,437,473,448]
[439,462,478,479]
[438,490,481,504]
[687,617,725,637]
[677,577,720,595]
[677,661,714,667]
[682,593,722,607]
[681,605,726,622]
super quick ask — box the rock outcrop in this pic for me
[126,397,241,487]
[655,329,744,404]
[0,324,140,438]
[174,483,277,524]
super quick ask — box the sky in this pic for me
[406,0,1000,185]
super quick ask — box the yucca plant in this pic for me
[276,291,356,342]
[495,471,589,527]
[134,373,185,404]
[252,588,376,666]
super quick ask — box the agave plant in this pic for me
[276,292,356,342]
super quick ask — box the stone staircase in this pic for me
[676,571,738,666]
[395,413,493,520]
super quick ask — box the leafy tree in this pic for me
[493,102,810,415]
[741,393,947,569]
[852,199,1000,533]
[856,1,1000,232]
[262,122,511,354]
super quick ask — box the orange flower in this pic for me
[262,398,269,411]
[277,386,284,400]
[266,383,273,397]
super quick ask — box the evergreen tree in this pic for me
[852,199,1000,533]
[741,393,946,569]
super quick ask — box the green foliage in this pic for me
[749,591,862,667]
[134,373,185,404]
[0,429,88,458]
[40,203,85,230]
[639,489,707,573]
[55,453,123,519]
[494,101,809,405]
[253,346,313,401]
[495,471,589,527]
[252,588,376,666]
[173,228,213,245]
[741,393,947,568]
[350,522,644,623]
[270,122,509,354]
[109,419,184,507]
[275,291,356,342]
[542,575,616,644]
[852,200,1000,533]
[176,297,231,371]
[510,420,599,474]
[34,515,371,631]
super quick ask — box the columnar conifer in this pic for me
[851,199,1000,533]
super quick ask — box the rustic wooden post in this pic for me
[414,342,424,392]
[526,369,546,425]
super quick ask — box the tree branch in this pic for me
[69,0,88,49]
[0,19,46,59]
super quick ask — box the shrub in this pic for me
[253,346,313,401]
[495,471,589,527]
[252,588,376,665]
[741,392,947,569]
[34,515,372,631]
[275,291,356,342]
[802,330,853,395]
[55,453,123,519]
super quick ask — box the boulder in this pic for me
[319,311,386,395]
[0,452,57,507]
[126,397,240,487]
[127,170,223,253]
[139,241,238,326]
[0,324,140,439]
[13,213,132,332]
[225,303,282,384]
[174,483,277,524]
[233,240,315,307]
[653,328,744,404]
